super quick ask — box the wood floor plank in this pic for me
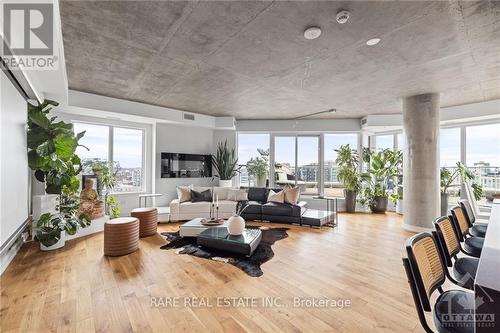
[0,213,431,332]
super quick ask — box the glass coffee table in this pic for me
[197,228,262,256]
[179,218,229,237]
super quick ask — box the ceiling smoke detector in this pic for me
[304,26,322,40]
[336,10,350,24]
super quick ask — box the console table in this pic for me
[475,198,500,332]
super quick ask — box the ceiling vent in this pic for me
[183,113,195,121]
[336,10,350,24]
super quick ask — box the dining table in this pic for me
[475,198,500,332]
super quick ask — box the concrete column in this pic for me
[402,93,440,231]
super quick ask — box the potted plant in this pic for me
[35,210,90,251]
[246,148,269,187]
[440,162,483,215]
[83,159,121,217]
[212,140,241,187]
[334,144,361,213]
[359,148,403,213]
[27,99,87,194]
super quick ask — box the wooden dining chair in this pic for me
[433,216,479,290]
[459,199,488,238]
[450,206,484,258]
[403,232,475,333]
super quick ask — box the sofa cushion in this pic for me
[227,189,248,201]
[267,190,285,203]
[284,186,300,204]
[248,187,268,202]
[179,201,211,214]
[176,185,193,203]
[213,187,229,200]
[262,202,293,216]
[241,201,263,215]
[217,200,238,213]
[191,189,212,202]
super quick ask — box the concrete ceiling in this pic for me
[60,1,500,119]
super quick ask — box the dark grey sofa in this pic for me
[240,187,306,224]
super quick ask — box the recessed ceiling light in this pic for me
[366,38,381,46]
[304,26,322,40]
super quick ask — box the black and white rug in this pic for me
[160,227,288,277]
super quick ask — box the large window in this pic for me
[466,123,500,199]
[274,136,296,189]
[297,136,319,194]
[75,123,109,172]
[237,134,270,187]
[74,122,144,193]
[440,128,461,167]
[324,134,358,196]
[375,134,394,150]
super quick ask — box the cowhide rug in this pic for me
[160,227,288,277]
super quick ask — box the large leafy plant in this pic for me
[246,148,269,178]
[212,140,241,180]
[35,211,90,247]
[359,148,403,207]
[334,144,361,193]
[441,162,482,200]
[27,99,86,194]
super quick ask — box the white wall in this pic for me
[155,123,217,207]
[0,71,30,274]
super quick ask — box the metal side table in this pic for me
[312,196,340,227]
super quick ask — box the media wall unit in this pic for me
[160,153,212,178]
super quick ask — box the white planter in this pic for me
[66,216,109,241]
[40,231,65,251]
[219,180,233,188]
[256,175,267,187]
[227,215,245,235]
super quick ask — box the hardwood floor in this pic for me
[1,213,429,332]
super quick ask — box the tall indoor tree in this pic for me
[27,99,87,194]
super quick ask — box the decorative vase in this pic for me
[219,180,233,188]
[227,215,245,235]
[40,231,65,251]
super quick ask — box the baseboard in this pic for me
[401,223,433,233]
[0,236,24,275]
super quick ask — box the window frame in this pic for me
[73,120,147,194]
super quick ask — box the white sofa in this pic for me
[169,186,241,222]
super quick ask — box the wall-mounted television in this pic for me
[161,153,212,178]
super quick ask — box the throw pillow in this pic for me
[191,189,212,203]
[267,190,285,203]
[227,189,248,201]
[176,185,193,203]
[284,186,300,204]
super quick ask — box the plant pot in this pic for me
[227,215,245,235]
[256,175,267,187]
[370,196,388,213]
[344,190,357,213]
[441,192,449,216]
[219,180,233,188]
[40,231,65,251]
[396,199,403,215]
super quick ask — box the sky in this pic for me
[74,123,143,169]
